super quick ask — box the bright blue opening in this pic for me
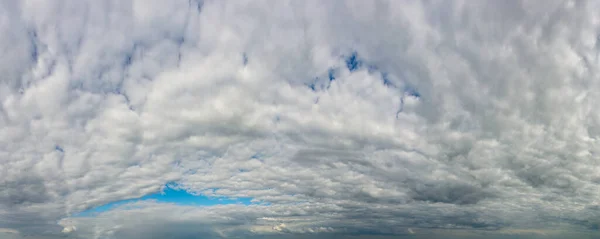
[74,184,255,217]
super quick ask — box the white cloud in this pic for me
[61,225,76,234]
[272,223,287,232]
[2,0,600,238]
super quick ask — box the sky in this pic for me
[1,0,600,238]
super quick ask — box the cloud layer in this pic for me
[2,0,600,238]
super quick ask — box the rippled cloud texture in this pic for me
[2,0,600,238]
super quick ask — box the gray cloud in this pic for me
[1,174,49,206]
[2,0,600,238]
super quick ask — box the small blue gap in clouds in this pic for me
[74,184,255,217]
[250,153,262,160]
[367,64,379,73]
[328,69,336,82]
[405,86,421,98]
[345,52,361,72]
[251,152,266,163]
[381,73,394,87]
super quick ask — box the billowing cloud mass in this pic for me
[2,0,600,238]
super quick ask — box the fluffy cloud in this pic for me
[2,0,600,238]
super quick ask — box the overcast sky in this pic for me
[2,0,600,238]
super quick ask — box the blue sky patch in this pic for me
[328,68,336,81]
[345,52,361,72]
[404,86,421,98]
[381,73,394,87]
[74,184,255,217]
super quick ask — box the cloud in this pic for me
[2,0,600,238]
[272,223,288,232]
[61,225,76,234]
